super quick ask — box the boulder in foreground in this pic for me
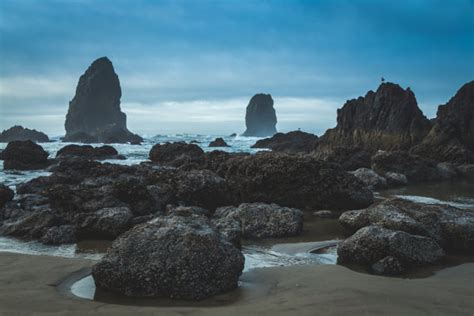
[92,214,244,300]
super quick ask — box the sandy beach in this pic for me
[0,252,473,315]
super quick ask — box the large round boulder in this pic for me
[149,142,205,167]
[56,144,122,160]
[2,140,49,170]
[214,203,303,238]
[92,214,244,300]
[337,225,445,274]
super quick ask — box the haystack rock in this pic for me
[318,83,431,153]
[412,81,474,163]
[63,57,142,144]
[242,94,277,137]
[0,125,49,143]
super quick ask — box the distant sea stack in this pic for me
[412,81,474,163]
[318,82,431,152]
[242,94,277,137]
[63,57,142,144]
[0,125,49,143]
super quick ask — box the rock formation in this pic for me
[209,137,230,147]
[2,140,49,170]
[63,57,142,144]
[242,94,277,137]
[92,214,244,300]
[56,144,123,160]
[214,203,303,238]
[0,126,49,143]
[318,83,431,154]
[412,81,474,163]
[251,130,318,152]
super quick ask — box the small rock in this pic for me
[312,210,335,219]
[209,137,230,147]
[350,168,387,190]
[2,140,49,170]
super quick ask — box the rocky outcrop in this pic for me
[349,168,387,190]
[371,150,446,183]
[149,142,205,168]
[318,83,431,154]
[251,130,318,153]
[312,146,372,171]
[337,225,445,275]
[92,214,244,300]
[339,198,474,253]
[63,57,142,144]
[0,184,14,208]
[0,126,49,143]
[56,144,123,160]
[242,94,277,137]
[214,203,303,239]
[216,152,373,210]
[2,141,49,170]
[412,81,474,163]
[209,137,230,147]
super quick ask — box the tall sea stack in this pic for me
[242,94,277,137]
[63,57,142,144]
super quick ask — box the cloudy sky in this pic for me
[0,0,473,137]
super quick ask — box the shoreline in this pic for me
[1,252,473,315]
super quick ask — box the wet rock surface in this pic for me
[2,140,50,170]
[149,142,205,168]
[350,168,387,190]
[63,57,142,144]
[0,184,14,208]
[56,144,123,160]
[92,214,244,300]
[251,130,318,153]
[214,203,303,239]
[0,125,49,143]
[242,94,277,137]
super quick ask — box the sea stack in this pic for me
[318,82,431,152]
[63,57,142,144]
[412,81,474,163]
[242,93,277,137]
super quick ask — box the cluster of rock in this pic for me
[63,57,142,144]
[337,198,474,275]
[0,125,49,143]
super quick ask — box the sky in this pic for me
[0,0,473,137]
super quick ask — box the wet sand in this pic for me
[1,253,473,315]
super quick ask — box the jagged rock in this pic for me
[214,203,303,239]
[56,144,123,160]
[75,207,133,239]
[40,225,76,245]
[242,94,277,137]
[251,130,318,152]
[63,57,142,144]
[209,137,230,147]
[92,214,244,300]
[318,83,431,154]
[0,184,14,208]
[339,198,474,253]
[216,152,373,210]
[371,150,443,183]
[337,225,445,274]
[149,142,205,168]
[412,81,474,163]
[0,125,49,143]
[350,168,387,190]
[2,140,49,170]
